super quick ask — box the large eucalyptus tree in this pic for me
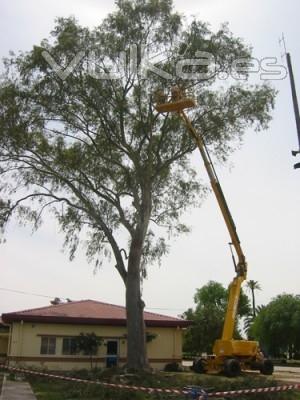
[0,0,275,369]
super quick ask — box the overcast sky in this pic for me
[0,0,299,318]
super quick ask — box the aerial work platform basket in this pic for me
[154,86,196,113]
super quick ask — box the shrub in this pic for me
[164,362,181,372]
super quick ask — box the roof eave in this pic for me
[2,314,192,328]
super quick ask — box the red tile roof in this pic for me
[2,300,191,328]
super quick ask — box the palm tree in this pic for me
[244,304,265,338]
[246,280,261,317]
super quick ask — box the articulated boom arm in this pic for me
[180,111,247,341]
[155,92,270,374]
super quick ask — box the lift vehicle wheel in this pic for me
[260,359,274,375]
[224,358,241,377]
[193,359,206,374]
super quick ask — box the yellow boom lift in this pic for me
[155,87,273,377]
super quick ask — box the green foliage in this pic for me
[246,280,261,291]
[29,372,300,400]
[183,281,251,354]
[244,304,265,339]
[246,280,261,317]
[145,332,157,342]
[251,294,300,358]
[194,281,251,317]
[75,332,103,369]
[243,280,262,336]
[163,362,181,372]
[0,1,275,271]
[75,332,102,355]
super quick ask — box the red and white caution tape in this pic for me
[210,384,300,397]
[1,364,300,398]
[0,364,188,396]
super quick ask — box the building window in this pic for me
[40,337,56,355]
[62,337,78,355]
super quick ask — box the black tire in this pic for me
[224,358,241,377]
[260,359,274,375]
[193,359,206,374]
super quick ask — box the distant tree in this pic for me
[183,304,224,354]
[251,294,300,358]
[183,281,251,354]
[75,332,103,369]
[246,280,261,317]
[244,304,265,339]
[0,0,275,370]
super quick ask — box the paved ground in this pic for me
[273,366,300,383]
[0,378,37,400]
[183,361,300,383]
[247,366,300,383]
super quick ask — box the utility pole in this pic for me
[280,34,300,169]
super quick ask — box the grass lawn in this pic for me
[28,370,300,400]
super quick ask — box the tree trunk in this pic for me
[125,234,149,371]
[125,181,151,371]
[251,289,256,317]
